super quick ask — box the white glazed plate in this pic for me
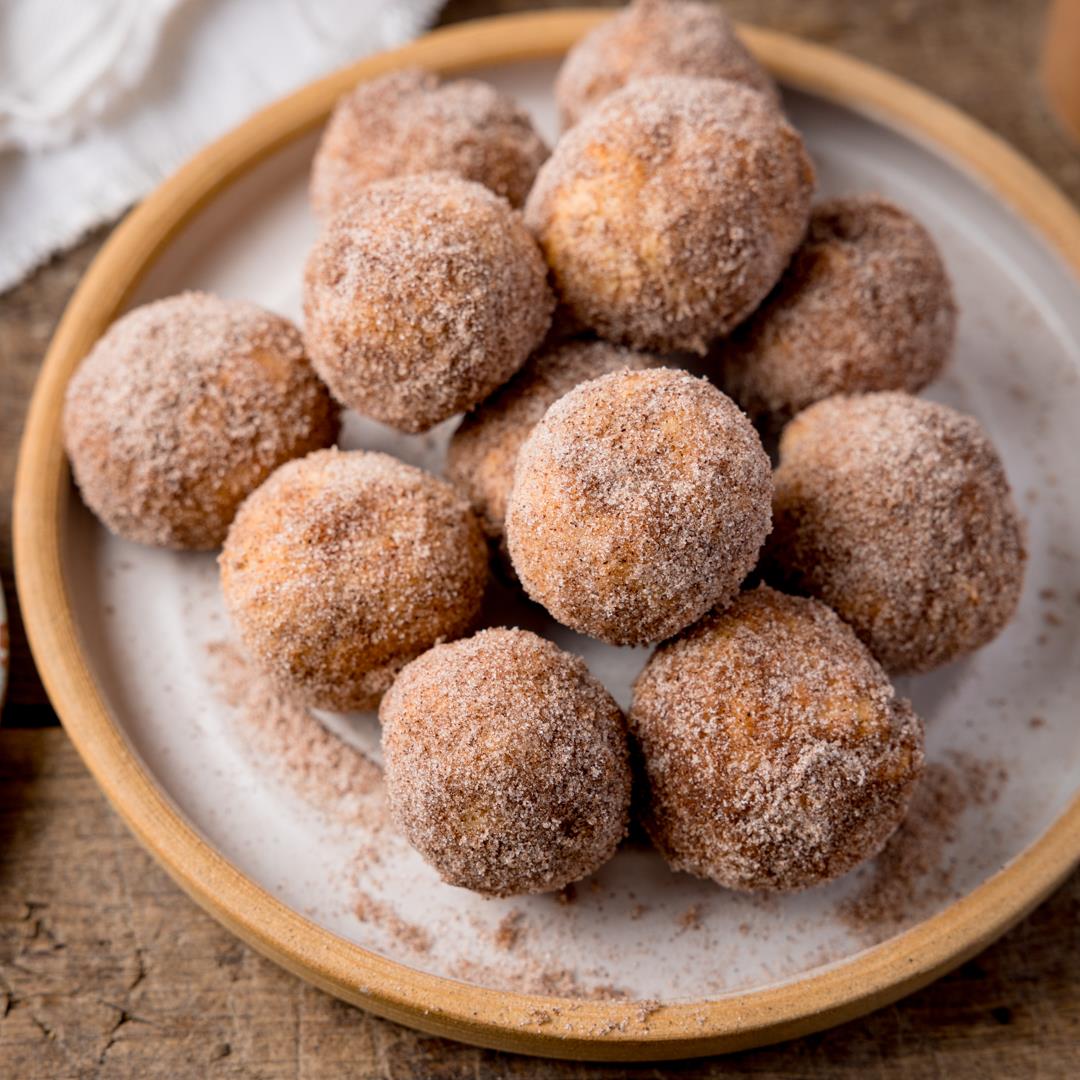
[22,24,1080,1058]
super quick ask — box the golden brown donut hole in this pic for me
[63,292,338,550]
[310,68,548,217]
[765,392,1026,673]
[381,628,631,897]
[303,173,554,433]
[506,367,773,645]
[525,76,814,354]
[220,449,488,711]
[631,586,925,891]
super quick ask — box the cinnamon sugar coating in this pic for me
[505,368,773,645]
[310,68,549,217]
[524,77,814,354]
[63,292,338,550]
[219,449,488,711]
[555,0,779,129]
[630,586,925,892]
[303,174,554,433]
[766,392,1026,673]
[380,628,631,897]
[718,196,957,431]
[446,339,661,543]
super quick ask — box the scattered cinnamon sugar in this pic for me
[449,957,628,1001]
[518,1008,556,1028]
[676,903,704,932]
[566,981,628,1001]
[207,632,1018,1001]
[514,997,663,1037]
[205,640,385,830]
[635,999,662,1024]
[580,997,661,1037]
[1029,716,1046,729]
[840,751,1007,934]
[353,889,432,954]
[493,910,526,952]
[629,902,649,921]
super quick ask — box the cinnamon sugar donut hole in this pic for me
[631,586,925,892]
[555,0,779,129]
[505,368,773,645]
[63,292,337,550]
[766,392,1026,674]
[381,628,631,897]
[303,174,554,433]
[310,69,549,218]
[219,449,488,712]
[718,196,957,432]
[446,339,661,544]
[525,77,814,354]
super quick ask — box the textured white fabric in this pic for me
[0,0,186,151]
[0,0,444,292]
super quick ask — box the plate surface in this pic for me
[15,12,1080,1061]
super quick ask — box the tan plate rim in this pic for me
[14,9,1080,1062]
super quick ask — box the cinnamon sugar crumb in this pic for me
[494,910,526,951]
[676,903,704,932]
[450,958,626,1000]
[636,999,661,1023]
[518,1008,555,1028]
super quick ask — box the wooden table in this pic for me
[2,2,1078,1075]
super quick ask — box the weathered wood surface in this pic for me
[2,1,1079,1075]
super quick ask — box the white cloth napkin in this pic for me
[0,0,444,292]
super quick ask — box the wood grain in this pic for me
[2,0,1080,1074]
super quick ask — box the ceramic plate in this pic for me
[15,13,1080,1060]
